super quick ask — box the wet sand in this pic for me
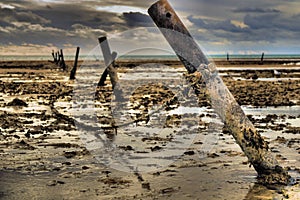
[0,59,299,199]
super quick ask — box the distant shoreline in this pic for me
[1,54,300,62]
[1,59,300,71]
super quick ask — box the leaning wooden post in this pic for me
[148,0,290,185]
[70,47,80,80]
[60,49,66,71]
[98,36,118,89]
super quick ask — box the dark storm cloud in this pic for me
[88,0,155,9]
[244,13,300,32]
[0,0,299,54]
[121,12,153,27]
[233,8,280,13]
[0,1,157,48]
[171,0,286,14]
[0,24,65,45]
[0,7,50,25]
[184,0,300,47]
[244,14,280,30]
[31,4,124,30]
[188,16,246,33]
[188,13,298,43]
[211,28,278,43]
[32,5,153,31]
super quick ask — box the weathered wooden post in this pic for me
[148,0,290,185]
[260,52,265,65]
[51,50,57,62]
[97,36,118,89]
[70,47,80,80]
[55,51,60,64]
[60,49,66,71]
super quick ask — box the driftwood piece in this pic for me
[98,36,118,89]
[148,0,290,185]
[70,47,80,80]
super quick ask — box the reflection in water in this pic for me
[244,183,284,200]
[244,179,300,200]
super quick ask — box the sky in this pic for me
[0,0,300,56]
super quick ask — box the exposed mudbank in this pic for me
[0,60,299,199]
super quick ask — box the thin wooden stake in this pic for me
[51,50,57,62]
[260,52,265,65]
[60,49,66,71]
[70,47,80,80]
[55,51,60,64]
[148,0,290,185]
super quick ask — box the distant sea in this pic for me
[1,54,300,61]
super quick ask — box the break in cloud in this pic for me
[0,0,299,55]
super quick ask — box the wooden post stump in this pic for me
[148,0,290,185]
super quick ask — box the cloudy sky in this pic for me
[0,0,299,56]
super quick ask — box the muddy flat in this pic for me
[0,59,299,199]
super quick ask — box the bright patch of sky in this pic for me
[96,5,147,14]
[0,3,15,9]
[37,0,61,2]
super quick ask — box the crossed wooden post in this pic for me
[97,36,124,102]
[98,36,118,89]
[148,0,290,185]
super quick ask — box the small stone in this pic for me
[53,167,61,171]
[161,187,175,194]
[62,162,71,165]
[57,180,65,184]
[207,153,219,158]
[64,151,77,158]
[47,180,57,186]
[142,182,151,190]
[151,146,162,152]
[82,166,89,170]
[7,98,28,107]
[13,135,20,139]
[24,132,31,138]
[184,150,195,155]
[19,140,27,145]
[252,74,258,80]
[27,129,43,135]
